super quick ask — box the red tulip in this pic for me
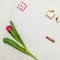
[6,26,12,32]
[4,21,39,60]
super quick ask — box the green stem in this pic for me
[26,49,39,60]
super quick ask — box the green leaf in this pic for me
[10,21,26,48]
[3,38,26,52]
[3,38,38,60]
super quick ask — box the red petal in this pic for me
[6,26,12,32]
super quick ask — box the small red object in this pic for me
[46,36,55,43]
[6,26,12,32]
[17,1,27,12]
[46,36,49,39]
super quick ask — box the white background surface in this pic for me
[0,0,60,60]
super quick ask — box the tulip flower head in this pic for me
[6,26,12,32]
